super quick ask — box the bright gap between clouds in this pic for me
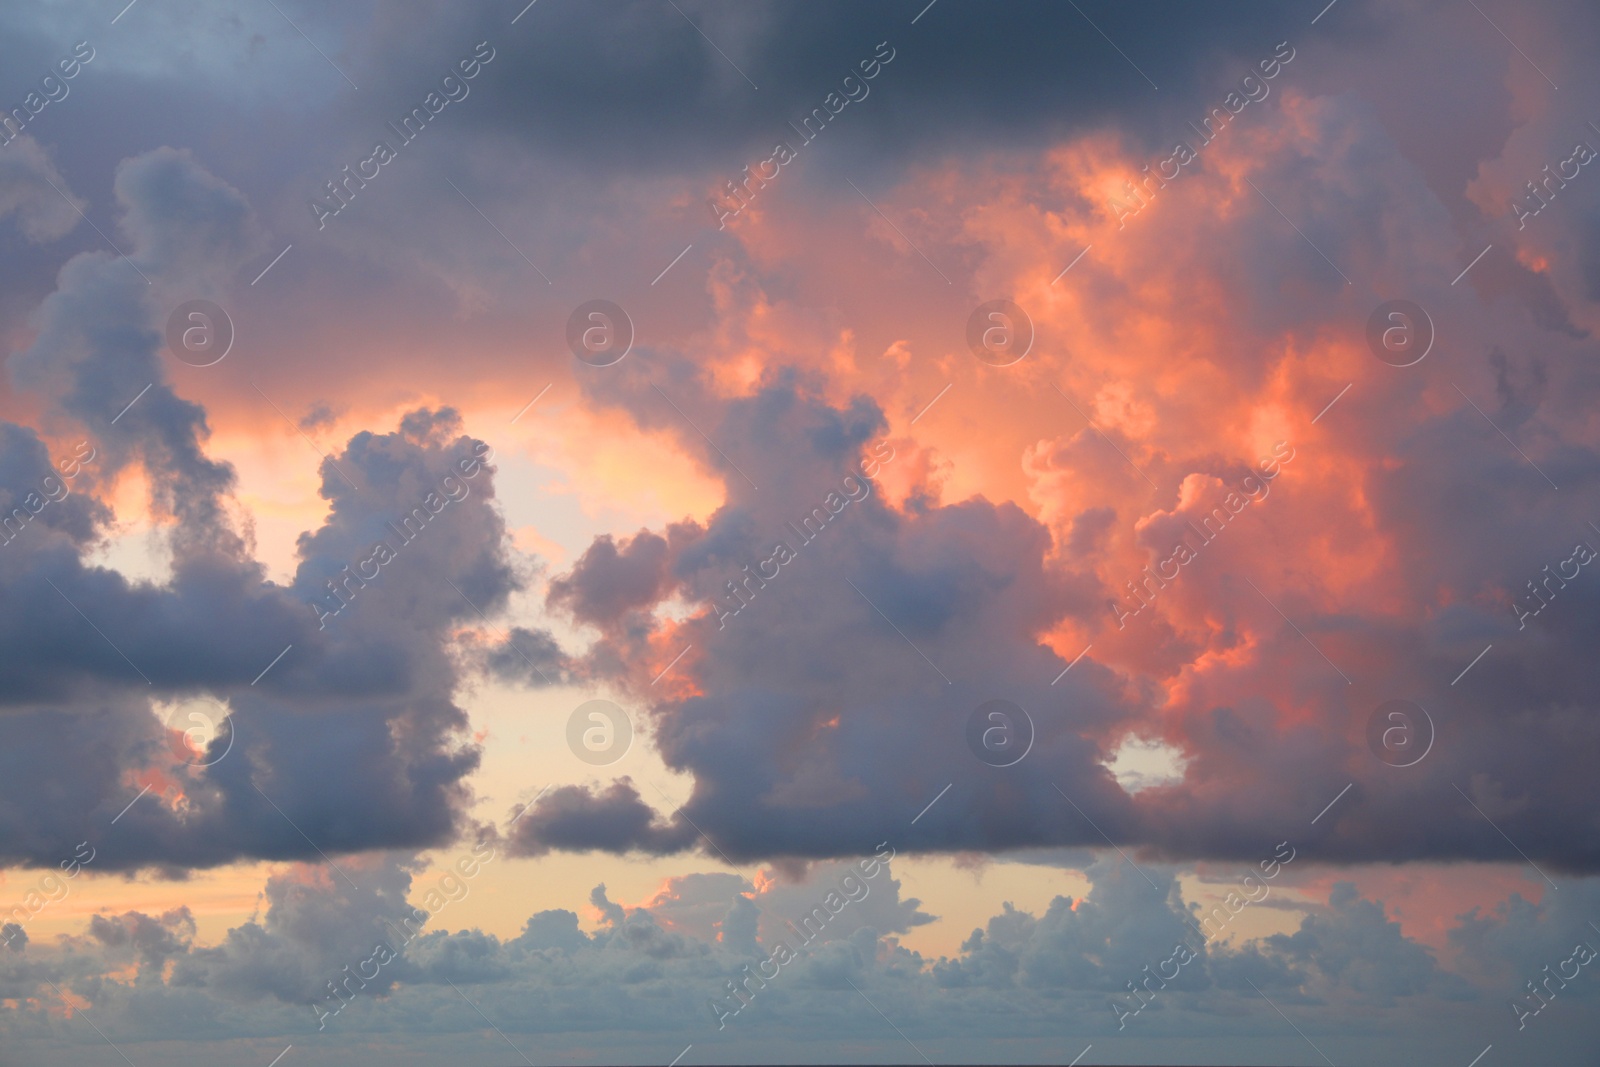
[1102,735,1189,793]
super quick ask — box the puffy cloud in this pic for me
[0,0,1599,1061]
[478,23,1600,876]
[1,854,1593,1064]
[111,146,267,284]
[0,135,84,243]
[547,528,677,630]
[0,153,533,872]
[0,422,107,551]
[1258,882,1469,1004]
[476,624,572,687]
[505,363,1129,864]
[508,779,696,858]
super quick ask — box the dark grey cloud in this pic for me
[547,528,676,630]
[511,361,1131,863]
[0,398,512,869]
[508,779,696,858]
[353,0,1311,174]
[0,422,107,549]
[478,624,573,688]
[1259,882,1472,1004]
[0,151,541,872]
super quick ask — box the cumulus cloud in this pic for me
[498,43,1600,876]
[1,0,1598,1062]
[0,855,1593,1065]
[508,779,696,858]
[0,136,84,243]
[0,150,537,872]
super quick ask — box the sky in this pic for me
[1,0,1599,1064]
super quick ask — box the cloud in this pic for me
[0,150,532,870]
[3,853,1595,1064]
[477,69,1600,878]
[1257,882,1470,1004]
[508,779,695,858]
[476,625,572,687]
[547,528,677,630]
[0,2,1599,1061]
[112,146,268,284]
[0,135,84,243]
[350,1,1308,175]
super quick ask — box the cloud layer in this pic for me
[2,1,1599,1063]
